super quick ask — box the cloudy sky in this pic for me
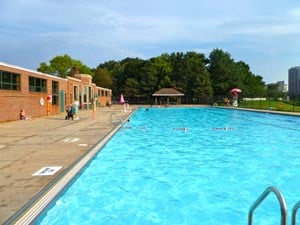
[1,0,300,84]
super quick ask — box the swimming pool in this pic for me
[35,107,300,224]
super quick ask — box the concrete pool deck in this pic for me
[0,105,135,224]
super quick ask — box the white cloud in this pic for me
[1,0,299,83]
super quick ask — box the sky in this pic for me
[1,0,300,84]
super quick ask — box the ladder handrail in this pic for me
[292,200,300,225]
[110,112,123,125]
[248,186,287,225]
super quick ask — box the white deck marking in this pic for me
[63,138,80,143]
[32,166,62,176]
[78,143,88,147]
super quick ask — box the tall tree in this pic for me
[37,54,92,78]
[138,60,160,97]
[233,61,265,97]
[182,52,213,102]
[92,67,113,88]
[207,49,235,95]
[243,75,266,97]
[150,54,172,90]
[124,78,140,97]
[169,52,186,91]
[98,60,122,96]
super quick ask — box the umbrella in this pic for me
[119,94,125,104]
[230,88,242,93]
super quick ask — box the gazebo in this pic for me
[152,88,184,105]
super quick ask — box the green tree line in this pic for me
[37,49,267,103]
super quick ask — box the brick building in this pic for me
[0,62,112,122]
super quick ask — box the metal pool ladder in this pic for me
[110,112,123,126]
[248,186,300,225]
[248,186,287,225]
[292,201,300,225]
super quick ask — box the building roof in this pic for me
[152,88,184,96]
[0,61,66,81]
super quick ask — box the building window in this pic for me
[52,81,59,105]
[73,85,79,101]
[89,86,93,101]
[0,70,21,90]
[81,86,86,103]
[29,76,47,92]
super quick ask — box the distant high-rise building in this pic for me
[276,81,287,92]
[288,66,300,96]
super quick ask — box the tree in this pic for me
[124,78,140,97]
[244,75,266,97]
[109,58,145,96]
[72,60,93,75]
[235,62,266,97]
[169,52,186,91]
[37,54,92,78]
[38,48,267,104]
[207,48,235,95]
[267,83,281,98]
[207,49,265,98]
[150,54,172,90]
[92,67,112,88]
[138,60,160,98]
[98,60,122,96]
[182,52,213,102]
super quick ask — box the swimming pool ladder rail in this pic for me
[110,112,123,126]
[248,186,287,225]
[292,200,300,225]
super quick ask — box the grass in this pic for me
[229,100,300,113]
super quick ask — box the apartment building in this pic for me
[288,66,300,96]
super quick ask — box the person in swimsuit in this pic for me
[20,109,32,120]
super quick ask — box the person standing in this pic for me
[72,99,79,120]
[92,98,96,119]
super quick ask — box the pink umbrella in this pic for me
[119,94,125,104]
[230,88,242,93]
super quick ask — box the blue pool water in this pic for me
[36,107,300,225]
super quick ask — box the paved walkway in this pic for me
[0,105,135,224]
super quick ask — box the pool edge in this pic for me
[6,110,135,225]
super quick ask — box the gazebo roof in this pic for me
[152,88,184,96]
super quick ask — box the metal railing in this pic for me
[248,186,287,225]
[110,112,123,126]
[292,201,300,225]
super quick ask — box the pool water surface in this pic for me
[36,107,300,225]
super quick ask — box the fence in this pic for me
[111,95,300,113]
